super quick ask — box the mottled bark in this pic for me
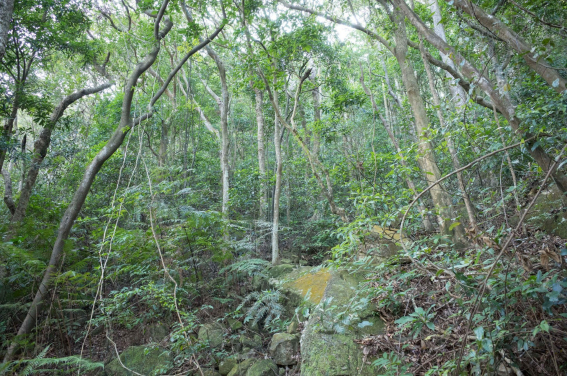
[254,87,268,221]
[0,0,14,61]
[272,79,282,265]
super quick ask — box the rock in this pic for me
[104,346,172,376]
[269,333,299,365]
[227,359,256,376]
[227,318,243,331]
[198,322,225,348]
[147,323,169,342]
[201,369,222,376]
[219,358,238,376]
[524,185,567,238]
[358,226,404,263]
[245,360,278,376]
[287,321,299,334]
[239,334,262,348]
[268,264,294,278]
[299,270,384,376]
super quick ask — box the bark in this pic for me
[2,160,15,214]
[444,0,567,95]
[389,5,466,244]
[254,87,268,221]
[158,119,170,166]
[418,40,477,230]
[272,79,282,265]
[309,71,321,157]
[0,0,14,61]
[2,13,221,362]
[11,82,113,223]
[0,91,19,173]
[394,0,567,193]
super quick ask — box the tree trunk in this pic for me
[272,80,282,265]
[158,119,169,167]
[0,0,14,61]
[419,39,477,230]
[2,159,15,214]
[391,6,466,245]
[254,87,268,222]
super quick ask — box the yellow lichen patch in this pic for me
[286,269,331,305]
[371,225,402,241]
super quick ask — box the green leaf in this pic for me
[474,326,484,340]
[449,222,461,231]
[426,322,435,330]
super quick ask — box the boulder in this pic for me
[239,334,262,349]
[201,369,222,376]
[286,321,299,334]
[146,323,169,342]
[227,318,243,331]
[269,333,299,365]
[268,264,294,278]
[227,359,256,376]
[198,322,225,348]
[219,358,238,376]
[104,346,172,376]
[299,270,384,376]
[246,360,279,376]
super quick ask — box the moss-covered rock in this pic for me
[245,360,278,376]
[201,369,222,376]
[227,359,256,376]
[269,333,299,365]
[299,269,383,376]
[219,358,238,376]
[227,318,243,331]
[239,334,262,348]
[104,346,172,376]
[268,264,294,278]
[198,322,226,348]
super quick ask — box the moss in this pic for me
[219,358,238,376]
[105,346,172,376]
[227,359,256,376]
[198,322,226,348]
[284,268,331,305]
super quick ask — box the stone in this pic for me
[239,334,262,348]
[524,185,567,238]
[219,358,238,376]
[198,322,225,348]
[269,333,299,366]
[268,264,294,278]
[286,321,299,334]
[245,360,278,376]
[201,369,222,376]
[227,359,256,376]
[227,318,243,331]
[299,270,384,376]
[147,323,169,342]
[105,345,172,376]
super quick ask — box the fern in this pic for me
[0,346,104,375]
[220,258,270,279]
[237,290,286,327]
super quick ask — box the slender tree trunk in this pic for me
[2,159,15,214]
[0,0,14,61]
[391,6,466,244]
[254,87,268,222]
[272,80,282,265]
[158,119,169,167]
[419,40,477,230]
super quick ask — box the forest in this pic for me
[0,0,566,374]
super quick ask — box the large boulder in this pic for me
[269,333,299,365]
[246,360,279,376]
[299,270,384,376]
[198,322,226,348]
[239,334,262,349]
[104,346,172,376]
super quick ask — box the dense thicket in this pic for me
[1,0,566,375]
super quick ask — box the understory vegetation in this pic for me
[0,0,566,375]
